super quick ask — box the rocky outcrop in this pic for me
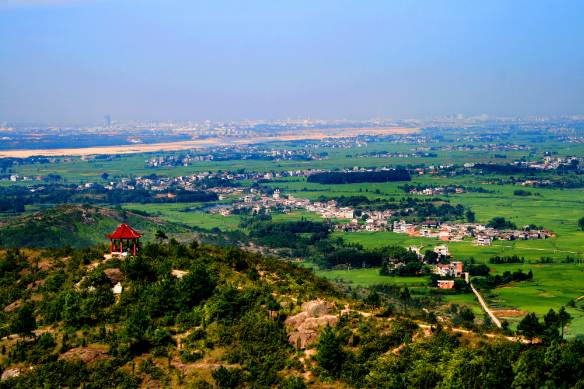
[3,299,22,313]
[58,347,109,364]
[285,299,339,349]
[104,268,124,285]
[1,367,20,381]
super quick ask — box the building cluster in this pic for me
[522,156,582,170]
[442,143,532,152]
[6,174,34,182]
[393,220,554,246]
[355,151,438,159]
[146,154,212,167]
[408,186,465,196]
[145,146,322,168]
[214,185,554,244]
[95,169,313,193]
[406,245,468,289]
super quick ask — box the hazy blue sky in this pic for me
[1,0,583,124]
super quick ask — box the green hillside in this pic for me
[0,205,192,248]
[1,242,584,388]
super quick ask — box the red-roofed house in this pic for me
[107,224,142,256]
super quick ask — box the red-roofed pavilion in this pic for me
[107,224,142,256]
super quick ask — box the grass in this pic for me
[121,203,241,231]
[335,230,584,263]
[483,263,584,337]
[315,267,430,287]
[120,204,324,232]
[441,293,484,316]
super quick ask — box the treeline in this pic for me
[486,216,517,230]
[0,156,53,173]
[513,189,533,196]
[248,219,330,252]
[105,189,218,204]
[0,185,218,212]
[307,169,411,184]
[517,307,571,341]
[321,245,420,271]
[490,255,524,264]
[465,263,490,276]
[472,268,533,289]
[0,198,25,213]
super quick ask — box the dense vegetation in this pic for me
[0,185,218,213]
[486,216,517,230]
[0,205,191,248]
[472,269,533,289]
[2,242,583,388]
[0,242,339,388]
[242,218,436,270]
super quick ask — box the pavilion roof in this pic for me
[106,223,142,239]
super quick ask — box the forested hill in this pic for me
[1,242,584,388]
[0,205,191,248]
[0,242,341,388]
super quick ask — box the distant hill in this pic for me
[0,205,191,248]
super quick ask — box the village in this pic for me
[407,185,465,196]
[145,145,323,168]
[211,188,555,247]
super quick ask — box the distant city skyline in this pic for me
[1,0,583,124]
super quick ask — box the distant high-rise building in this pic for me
[103,115,112,127]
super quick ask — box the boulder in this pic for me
[288,330,319,349]
[1,367,20,381]
[104,268,124,285]
[58,347,109,364]
[300,299,334,317]
[285,299,338,349]
[171,269,189,279]
[112,282,123,295]
[3,299,22,313]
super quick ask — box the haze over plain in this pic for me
[1,0,583,124]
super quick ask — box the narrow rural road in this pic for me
[417,323,530,344]
[470,283,502,328]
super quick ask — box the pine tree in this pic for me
[517,312,543,342]
[316,325,345,377]
[10,304,37,337]
[399,287,411,314]
[558,306,572,338]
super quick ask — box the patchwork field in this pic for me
[484,263,584,336]
[6,134,584,336]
